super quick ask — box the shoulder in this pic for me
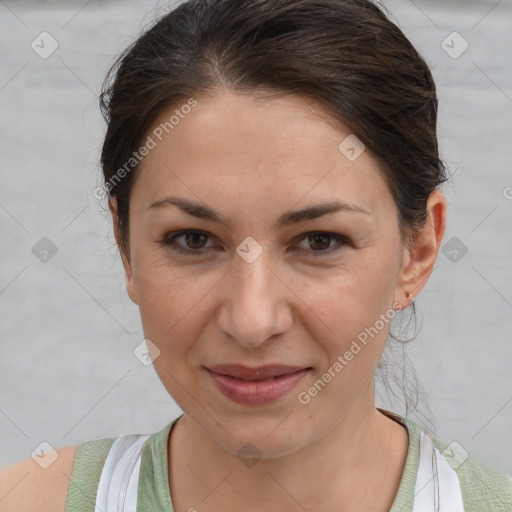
[0,420,177,512]
[396,413,512,511]
[0,436,117,512]
[0,445,77,512]
[433,437,512,511]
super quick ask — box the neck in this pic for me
[168,385,408,512]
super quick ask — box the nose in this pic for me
[217,246,293,348]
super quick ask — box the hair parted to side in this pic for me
[99,0,446,429]
[100,0,447,257]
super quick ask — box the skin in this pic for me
[0,87,446,512]
[112,88,446,511]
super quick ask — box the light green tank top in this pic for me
[64,409,512,511]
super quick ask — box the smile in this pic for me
[204,364,311,405]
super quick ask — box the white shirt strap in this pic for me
[412,431,465,512]
[95,429,465,511]
[95,434,150,512]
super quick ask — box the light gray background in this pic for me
[1,0,511,473]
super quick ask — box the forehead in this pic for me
[129,89,393,221]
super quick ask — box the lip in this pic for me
[204,364,311,405]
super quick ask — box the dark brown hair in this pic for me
[98,0,445,426]
[99,0,447,259]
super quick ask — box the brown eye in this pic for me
[159,230,213,255]
[294,232,349,256]
[158,230,350,257]
[181,232,208,249]
[307,233,332,251]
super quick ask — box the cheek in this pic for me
[131,257,218,374]
[294,247,400,373]
[293,271,396,414]
[297,247,399,324]
[133,268,203,404]
[131,231,400,361]
[134,266,201,342]
[301,274,393,359]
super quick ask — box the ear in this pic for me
[108,197,139,305]
[394,189,447,309]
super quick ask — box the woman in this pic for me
[1,0,510,510]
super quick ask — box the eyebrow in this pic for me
[147,196,370,229]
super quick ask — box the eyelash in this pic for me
[158,230,350,257]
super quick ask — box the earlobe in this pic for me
[108,197,139,305]
[394,189,447,308]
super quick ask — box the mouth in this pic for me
[204,364,312,405]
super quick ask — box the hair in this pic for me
[98,0,447,430]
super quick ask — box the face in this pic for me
[112,88,439,459]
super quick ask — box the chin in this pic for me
[205,410,314,460]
